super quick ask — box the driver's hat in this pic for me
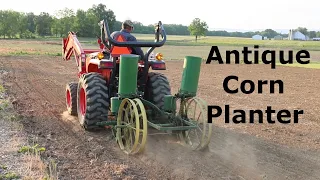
[122,20,134,29]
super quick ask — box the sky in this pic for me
[2,0,320,32]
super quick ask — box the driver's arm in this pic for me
[128,35,144,59]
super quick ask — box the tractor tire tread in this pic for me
[66,82,78,116]
[78,73,109,130]
[145,72,171,110]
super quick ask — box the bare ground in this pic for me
[0,103,26,179]
[0,55,320,180]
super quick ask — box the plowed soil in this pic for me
[0,55,320,180]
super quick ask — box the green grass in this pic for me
[77,35,320,49]
[1,34,320,69]
[278,62,320,69]
[132,34,320,50]
[195,37,320,50]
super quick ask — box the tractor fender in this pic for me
[85,57,111,81]
[86,58,100,73]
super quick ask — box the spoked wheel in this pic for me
[116,98,148,155]
[178,97,213,150]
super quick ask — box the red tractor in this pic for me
[62,19,170,130]
[63,19,212,154]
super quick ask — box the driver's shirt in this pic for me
[110,29,144,59]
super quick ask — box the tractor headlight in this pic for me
[155,53,163,61]
[97,52,104,60]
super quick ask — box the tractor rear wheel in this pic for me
[77,73,109,130]
[66,82,78,116]
[145,72,171,110]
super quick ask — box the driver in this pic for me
[110,20,144,59]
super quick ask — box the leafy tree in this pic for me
[72,9,88,36]
[296,27,308,35]
[229,31,244,37]
[217,30,230,36]
[53,8,75,37]
[113,21,122,31]
[19,13,31,35]
[25,12,36,33]
[35,12,53,36]
[72,9,98,37]
[308,31,316,38]
[5,6,319,40]
[18,12,36,38]
[188,18,208,41]
[87,3,116,34]
[51,17,61,37]
[261,29,278,39]
[0,10,21,38]
[243,31,256,38]
[0,11,6,38]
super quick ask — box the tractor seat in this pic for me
[110,34,132,58]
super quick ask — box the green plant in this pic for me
[0,85,4,93]
[18,144,46,154]
[0,172,20,180]
[0,100,10,110]
[0,165,7,170]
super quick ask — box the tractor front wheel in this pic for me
[77,73,109,130]
[66,82,78,116]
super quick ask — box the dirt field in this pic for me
[0,55,320,179]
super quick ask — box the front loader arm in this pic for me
[62,32,86,72]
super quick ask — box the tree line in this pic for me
[0,3,319,39]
